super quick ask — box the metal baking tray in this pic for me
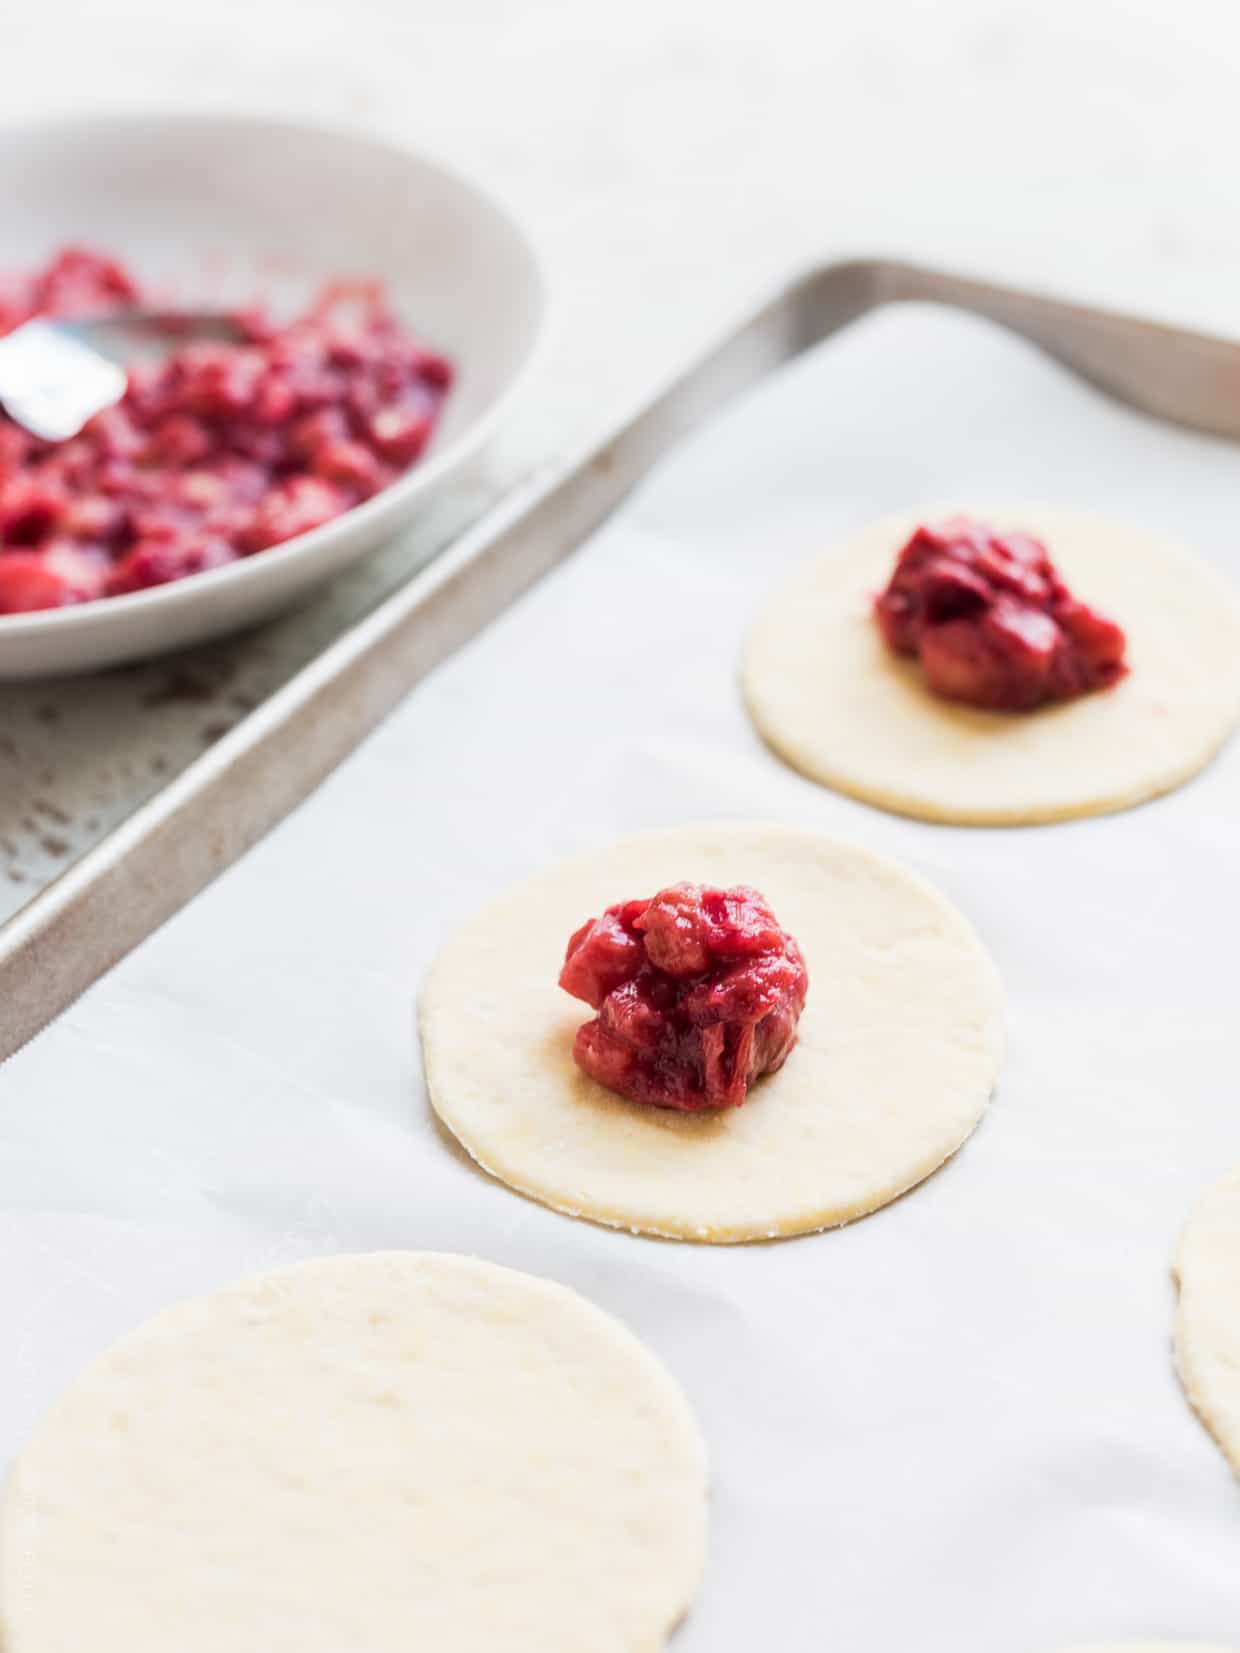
[4,255,1240,1064]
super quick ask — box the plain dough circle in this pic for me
[743,505,1240,825]
[421,823,1004,1242]
[1174,1165,1240,1479]
[0,1252,708,1653]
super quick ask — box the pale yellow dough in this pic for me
[421,823,1004,1242]
[0,1253,707,1653]
[743,506,1240,825]
[1174,1165,1240,1479]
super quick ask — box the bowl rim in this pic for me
[0,107,548,640]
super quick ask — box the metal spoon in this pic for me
[0,311,244,443]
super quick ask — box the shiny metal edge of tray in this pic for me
[4,256,1240,1062]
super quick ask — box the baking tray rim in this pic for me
[4,252,1240,1065]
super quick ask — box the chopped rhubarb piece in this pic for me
[875,517,1128,711]
[0,556,75,613]
[106,537,237,596]
[1,478,64,547]
[311,438,390,497]
[560,883,808,1112]
[369,404,434,465]
[32,246,141,317]
[241,476,346,552]
[0,247,454,614]
[0,545,105,612]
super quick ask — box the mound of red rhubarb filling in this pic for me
[0,247,453,614]
[874,517,1127,711]
[559,883,808,1112]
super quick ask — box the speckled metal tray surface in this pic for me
[3,255,1240,1063]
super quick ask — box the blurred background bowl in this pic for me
[0,111,545,678]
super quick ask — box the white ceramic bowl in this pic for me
[0,113,545,679]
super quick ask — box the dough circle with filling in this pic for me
[1175,1165,1240,1479]
[421,823,1004,1242]
[0,1253,708,1653]
[742,506,1240,825]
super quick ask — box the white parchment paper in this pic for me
[3,305,1240,1649]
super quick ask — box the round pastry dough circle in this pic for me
[743,505,1240,825]
[421,823,1004,1242]
[0,1253,708,1653]
[1175,1165,1240,1479]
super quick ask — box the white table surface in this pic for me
[3,0,1240,918]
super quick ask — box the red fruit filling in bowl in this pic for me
[559,882,809,1112]
[0,248,454,615]
[874,517,1127,711]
